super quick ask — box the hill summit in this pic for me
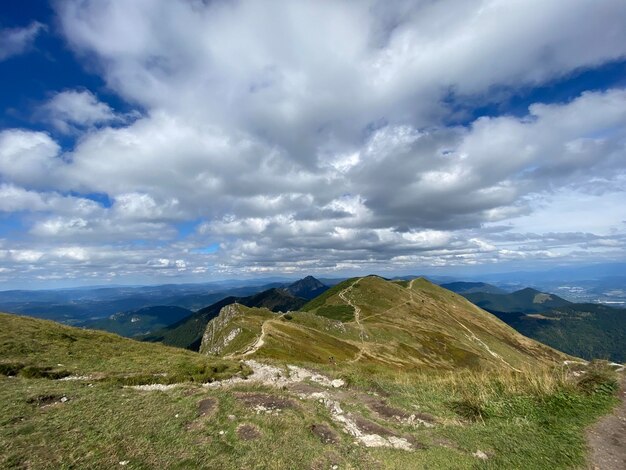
[283,275,328,299]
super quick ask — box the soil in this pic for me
[235,392,297,411]
[198,397,217,417]
[587,375,626,470]
[352,415,396,437]
[366,399,408,419]
[310,423,339,444]
[237,423,261,441]
[27,394,66,407]
[288,382,324,395]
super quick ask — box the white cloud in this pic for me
[0,130,61,189]
[39,90,120,133]
[0,22,45,61]
[2,0,626,284]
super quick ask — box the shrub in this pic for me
[0,362,25,376]
[19,365,71,380]
[450,395,487,422]
[576,361,619,395]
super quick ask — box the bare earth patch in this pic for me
[198,397,218,417]
[352,415,396,437]
[366,398,436,428]
[310,423,339,444]
[235,392,298,414]
[310,392,414,450]
[587,375,626,470]
[237,423,261,441]
[27,394,68,408]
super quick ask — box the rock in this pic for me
[119,461,129,466]
[473,450,488,460]
[331,379,345,388]
[227,414,236,421]
[60,396,68,403]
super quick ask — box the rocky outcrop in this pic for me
[199,303,243,355]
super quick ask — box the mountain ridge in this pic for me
[200,276,569,370]
[142,277,325,350]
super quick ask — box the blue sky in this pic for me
[1,0,626,289]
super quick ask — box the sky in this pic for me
[1,0,626,289]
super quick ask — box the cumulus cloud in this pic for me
[0,130,61,188]
[38,90,121,133]
[1,0,626,284]
[0,22,45,61]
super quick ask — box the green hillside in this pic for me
[459,288,625,362]
[492,303,626,362]
[0,289,621,469]
[144,288,307,351]
[201,276,568,370]
[464,287,571,313]
[0,312,245,385]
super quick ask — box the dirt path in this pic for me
[587,374,626,470]
[236,321,272,358]
[339,279,366,363]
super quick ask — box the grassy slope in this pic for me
[213,276,568,370]
[1,311,620,469]
[0,312,246,385]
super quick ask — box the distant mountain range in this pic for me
[0,282,284,324]
[79,306,194,338]
[440,281,507,295]
[463,287,572,313]
[142,277,329,350]
[451,285,625,362]
[2,272,623,362]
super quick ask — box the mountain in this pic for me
[487,303,626,363]
[143,286,308,350]
[283,275,328,299]
[464,287,571,313]
[200,276,567,369]
[79,306,193,338]
[241,288,306,311]
[1,289,618,468]
[0,282,284,324]
[440,281,506,295]
[458,288,625,362]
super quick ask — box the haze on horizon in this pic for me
[1,0,626,289]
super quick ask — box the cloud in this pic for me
[0,184,100,214]
[38,90,121,133]
[0,22,45,61]
[56,0,626,157]
[2,0,626,284]
[0,130,61,189]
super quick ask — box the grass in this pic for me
[0,312,247,386]
[313,305,355,322]
[1,355,619,469]
[0,278,622,469]
[223,276,569,371]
